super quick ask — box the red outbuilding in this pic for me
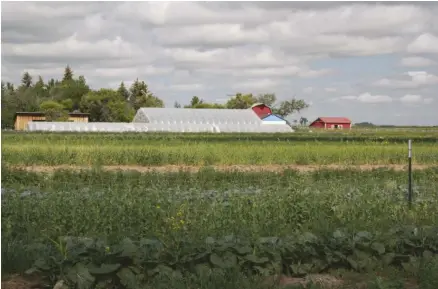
[309,117,352,129]
[251,103,272,119]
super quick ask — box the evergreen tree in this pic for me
[62,65,74,83]
[21,72,33,88]
[117,82,130,100]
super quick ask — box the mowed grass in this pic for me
[2,132,438,166]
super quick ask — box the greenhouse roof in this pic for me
[133,107,262,125]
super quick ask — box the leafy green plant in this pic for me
[23,228,438,289]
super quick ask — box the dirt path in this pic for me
[8,164,437,173]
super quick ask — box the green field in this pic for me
[2,132,438,166]
[2,131,438,289]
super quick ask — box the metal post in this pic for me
[408,139,413,209]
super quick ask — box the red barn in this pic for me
[309,117,352,129]
[251,103,272,119]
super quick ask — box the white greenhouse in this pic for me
[26,108,294,133]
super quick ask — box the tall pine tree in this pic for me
[62,65,74,83]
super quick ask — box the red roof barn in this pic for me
[251,103,272,119]
[309,117,352,129]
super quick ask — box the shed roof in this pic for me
[14,111,90,121]
[315,117,351,124]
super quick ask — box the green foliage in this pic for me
[79,89,135,122]
[62,65,74,83]
[1,66,160,126]
[40,100,69,121]
[255,93,277,107]
[21,71,33,88]
[129,78,163,110]
[117,82,130,101]
[273,99,309,118]
[2,65,312,129]
[22,228,438,288]
[184,96,226,109]
[225,93,257,109]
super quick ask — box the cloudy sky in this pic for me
[2,1,438,125]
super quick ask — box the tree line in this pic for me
[1,66,309,129]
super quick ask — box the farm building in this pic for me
[14,111,89,131]
[261,114,287,125]
[26,107,293,133]
[132,107,292,133]
[250,103,272,119]
[309,117,352,129]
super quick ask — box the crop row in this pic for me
[23,228,438,289]
[2,142,438,166]
[3,130,438,144]
[3,168,438,263]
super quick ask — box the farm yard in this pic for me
[2,129,438,289]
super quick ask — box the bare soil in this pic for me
[1,275,43,289]
[1,273,418,289]
[9,164,436,173]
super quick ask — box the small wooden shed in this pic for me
[14,112,90,131]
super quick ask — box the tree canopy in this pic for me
[1,65,310,128]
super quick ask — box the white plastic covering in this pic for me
[133,108,262,125]
[133,108,293,133]
[26,122,217,133]
[25,108,294,133]
[26,121,293,133]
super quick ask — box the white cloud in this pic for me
[400,56,436,67]
[154,24,269,47]
[232,79,278,91]
[325,87,337,92]
[2,34,146,60]
[373,71,438,88]
[407,33,438,54]
[335,92,392,103]
[400,94,434,104]
[400,94,423,103]
[166,83,205,91]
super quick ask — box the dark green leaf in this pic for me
[118,238,138,258]
[66,263,95,289]
[346,257,358,270]
[382,253,396,265]
[210,253,225,268]
[194,263,211,276]
[423,250,433,259]
[205,237,215,245]
[244,254,269,264]
[371,242,386,255]
[88,263,121,275]
[117,267,139,289]
[333,230,344,239]
[233,245,252,255]
[290,263,313,275]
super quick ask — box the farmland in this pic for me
[2,130,438,289]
